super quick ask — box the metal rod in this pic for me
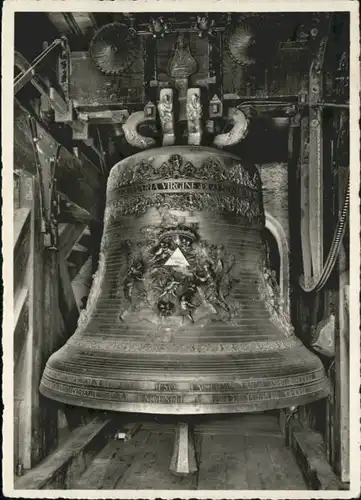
[135,27,226,36]
[317,102,349,109]
[14,39,63,90]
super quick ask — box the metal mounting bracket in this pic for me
[303,35,328,286]
[14,38,73,123]
[28,116,61,250]
[55,37,73,123]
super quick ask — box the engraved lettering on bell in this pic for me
[40,146,330,414]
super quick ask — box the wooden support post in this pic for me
[14,172,42,471]
[287,112,300,297]
[279,406,298,448]
[299,114,312,284]
[40,250,66,461]
[170,422,197,476]
[334,245,350,483]
[334,164,350,483]
[13,171,63,470]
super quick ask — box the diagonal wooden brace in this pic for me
[14,51,68,116]
[28,117,60,249]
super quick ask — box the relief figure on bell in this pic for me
[123,259,145,303]
[156,279,181,300]
[149,240,173,264]
[179,292,197,324]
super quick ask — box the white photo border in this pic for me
[2,1,360,498]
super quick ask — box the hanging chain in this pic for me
[299,166,349,293]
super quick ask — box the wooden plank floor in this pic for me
[73,414,307,490]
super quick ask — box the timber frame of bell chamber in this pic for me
[14,97,106,471]
[12,11,350,489]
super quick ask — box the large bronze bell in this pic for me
[40,146,330,414]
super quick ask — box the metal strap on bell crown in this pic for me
[40,146,330,415]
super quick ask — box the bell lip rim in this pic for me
[39,386,330,415]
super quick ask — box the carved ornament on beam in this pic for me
[209,94,223,118]
[213,108,248,148]
[144,101,156,119]
[122,111,156,150]
[168,33,197,80]
[148,17,171,39]
[158,89,175,147]
[192,14,216,38]
[186,89,203,146]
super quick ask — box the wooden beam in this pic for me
[335,260,349,482]
[77,109,129,125]
[14,209,31,298]
[14,99,104,222]
[58,223,86,260]
[47,13,74,35]
[288,419,343,490]
[170,422,197,476]
[14,287,29,368]
[15,418,115,490]
[47,13,96,37]
[66,13,93,36]
[14,208,31,250]
[72,242,88,253]
[36,249,66,466]
[14,172,21,209]
[15,175,43,469]
[299,114,312,284]
[58,196,98,224]
[72,257,93,309]
[14,52,67,116]
[58,258,80,335]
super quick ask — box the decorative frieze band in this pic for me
[108,154,261,191]
[67,337,303,354]
[105,192,263,222]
